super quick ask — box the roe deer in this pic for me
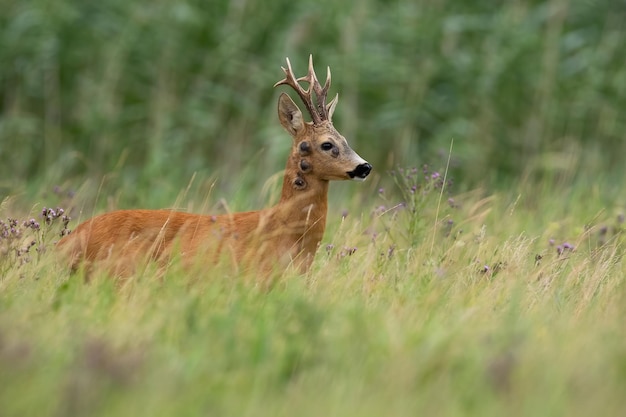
[57,55,372,276]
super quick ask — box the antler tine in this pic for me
[306,55,326,121]
[324,65,332,92]
[274,57,322,124]
[274,55,336,124]
[301,55,332,121]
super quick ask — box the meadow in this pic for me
[1,0,626,415]
[1,168,624,416]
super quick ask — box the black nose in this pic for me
[349,163,372,179]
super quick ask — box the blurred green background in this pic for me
[1,0,624,203]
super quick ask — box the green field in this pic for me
[1,174,625,416]
[1,0,625,415]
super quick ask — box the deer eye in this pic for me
[321,142,334,151]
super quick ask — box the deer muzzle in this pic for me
[348,163,373,181]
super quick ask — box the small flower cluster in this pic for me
[548,239,575,257]
[1,218,35,269]
[0,206,72,272]
[595,213,624,247]
[371,203,406,218]
[380,165,459,246]
[41,207,71,236]
[0,218,23,240]
[546,213,623,259]
[557,242,575,256]
[478,261,504,276]
[385,244,395,260]
[341,247,358,257]
[24,218,41,231]
[388,165,453,196]
[52,185,76,199]
[386,165,456,218]
[325,244,358,259]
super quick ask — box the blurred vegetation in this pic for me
[1,0,625,201]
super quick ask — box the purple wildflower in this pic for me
[373,205,387,216]
[340,246,357,257]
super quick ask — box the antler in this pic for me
[274,55,333,124]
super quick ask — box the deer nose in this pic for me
[349,163,372,180]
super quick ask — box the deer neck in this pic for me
[275,152,329,246]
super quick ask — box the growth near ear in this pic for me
[278,93,305,136]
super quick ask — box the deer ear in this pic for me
[278,93,305,136]
[327,93,339,121]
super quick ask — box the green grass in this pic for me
[1,174,624,417]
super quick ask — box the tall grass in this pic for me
[1,171,624,417]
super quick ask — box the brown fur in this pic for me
[57,58,370,278]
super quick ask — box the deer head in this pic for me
[274,55,372,183]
